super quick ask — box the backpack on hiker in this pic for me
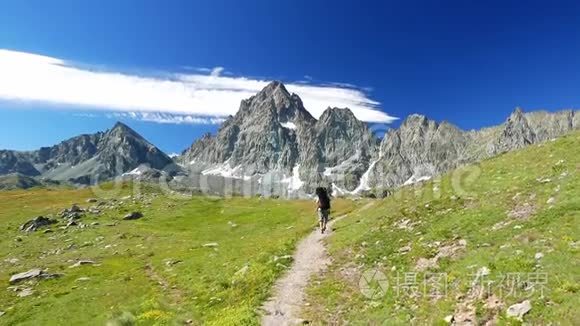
[315,187,331,210]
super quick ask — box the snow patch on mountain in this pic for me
[201,159,252,181]
[282,165,304,191]
[403,174,432,186]
[281,122,297,130]
[122,167,144,176]
[331,182,348,196]
[352,160,377,193]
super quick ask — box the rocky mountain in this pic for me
[1,81,577,195]
[0,122,173,184]
[180,81,579,196]
[179,81,377,194]
[359,108,579,191]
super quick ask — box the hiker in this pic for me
[315,187,331,233]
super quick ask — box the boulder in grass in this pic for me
[69,260,96,268]
[123,212,143,220]
[506,300,531,320]
[20,216,57,232]
[9,268,62,284]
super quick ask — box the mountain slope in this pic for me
[0,122,172,184]
[304,130,580,324]
[362,108,579,191]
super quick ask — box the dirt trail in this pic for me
[261,214,346,325]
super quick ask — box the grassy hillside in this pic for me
[0,183,357,325]
[0,174,41,190]
[304,132,580,325]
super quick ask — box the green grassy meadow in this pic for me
[304,132,580,325]
[0,183,356,325]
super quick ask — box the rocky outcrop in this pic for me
[20,216,57,232]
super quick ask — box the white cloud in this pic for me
[210,66,225,77]
[0,49,397,124]
[108,112,225,125]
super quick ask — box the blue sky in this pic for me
[1,0,580,153]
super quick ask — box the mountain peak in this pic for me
[111,121,131,131]
[509,107,525,118]
[506,107,528,125]
[264,80,287,91]
[109,121,140,138]
[319,107,357,122]
[402,114,429,127]
[256,80,291,100]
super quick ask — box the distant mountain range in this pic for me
[0,122,173,186]
[1,81,578,195]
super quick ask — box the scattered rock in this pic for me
[203,242,219,248]
[273,255,293,262]
[60,204,85,220]
[534,252,544,260]
[17,288,35,298]
[69,204,83,212]
[164,259,182,267]
[394,218,418,230]
[415,257,438,271]
[436,241,466,259]
[9,268,61,284]
[86,198,98,203]
[43,229,54,234]
[123,212,143,220]
[507,202,535,220]
[9,269,42,284]
[398,245,412,253]
[443,315,454,323]
[453,303,476,325]
[506,300,531,320]
[76,277,91,282]
[20,216,57,232]
[234,265,249,277]
[546,197,555,205]
[0,311,4,317]
[492,220,513,230]
[416,239,466,271]
[69,260,96,268]
[227,221,238,228]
